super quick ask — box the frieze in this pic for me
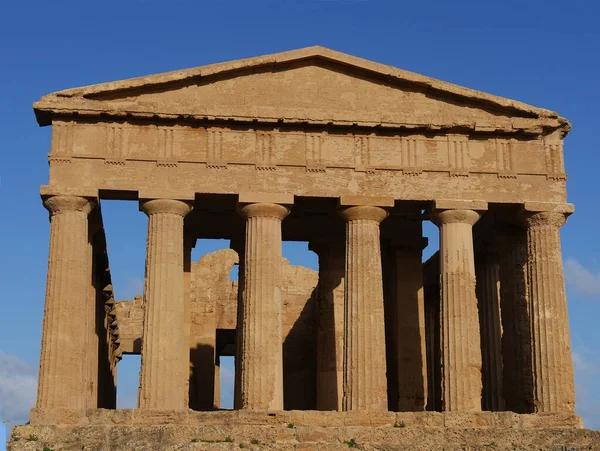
[50,121,567,179]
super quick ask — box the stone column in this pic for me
[431,206,483,412]
[231,236,245,410]
[498,228,534,413]
[525,210,575,412]
[475,254,504,411]
[310,239,345,411]
[236,202,289,410]
[340,205,388,411]
[390,240,428,412]
[138,199,192,410]
[36,195,96,410]
[85,223,101,410]
[183,238,193,409]
[423,252,441,412]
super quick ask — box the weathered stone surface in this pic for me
[37,195,95,411]
[497,227,534,413]
[310,240,345,412]
[475,256,504,411]
[138,199,192,410]
[340,206,389,411]
[9,411,599,451]
[431,208,484,412]
[525,211,576,413]
[20,47,589,451]
[236,203,289,410]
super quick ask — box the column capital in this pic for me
[339,205,388,223]
[43,195,96,216]
[140,199,192,217]
[238,202,289,220]
[430,209,482,226]
[525,211,568,229]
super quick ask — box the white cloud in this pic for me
[572,347,600,430]
[0,352,37,423]
[564,258,600,299]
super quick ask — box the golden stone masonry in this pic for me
[9,47,600,450]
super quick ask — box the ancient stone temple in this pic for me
[10,47,600,449]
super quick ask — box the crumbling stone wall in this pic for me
[115,249,318,410]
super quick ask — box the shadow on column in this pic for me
[499,227,535,413]
[382,244,399,411]
[423,252,442,412]
[314,248,344,411]
[283,289,318,410]
[189,343,217,411]
[92,228,117,409]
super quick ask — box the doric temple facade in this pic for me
[13,47,591,450]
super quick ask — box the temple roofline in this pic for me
[33,46,570,134]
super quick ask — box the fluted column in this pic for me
[36,195,96,410]
[340,206,388,411]
[310,239,345,411]
[391,241,428,412]
[498,228,534,413]
[84,224,101,410]
[139,199,192,410]
[236,203,289,410]
[525,211,575,412]
[431,209,482,412]
[475,254,504,411]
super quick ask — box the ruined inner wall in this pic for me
[115,249,318,410]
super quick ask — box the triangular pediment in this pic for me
[34,46,568,134]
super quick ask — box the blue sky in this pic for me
[1,0,600,445]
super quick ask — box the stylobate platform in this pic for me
[8,410,600,450]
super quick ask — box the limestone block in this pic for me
[443,412,494,428]
[290,410,345,427]
[237,410,292,426]
[344,411,396,426]
[29,407,90,426]
[86,408,134,425]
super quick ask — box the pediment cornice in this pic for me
[33,46,570,136]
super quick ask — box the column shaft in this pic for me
[432,209,482,412]
[312,240,345,411]
[393,246,428,411]
[341,206,388,411]
[37,195,95,410]
[237,203,289,410]
[139,199,192,410]
[184,244,192,409]
[499,230,534,412]
[84,228,100,409]
[526,212,575,412]
[475,258,504,411]
[423,253,441,411]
